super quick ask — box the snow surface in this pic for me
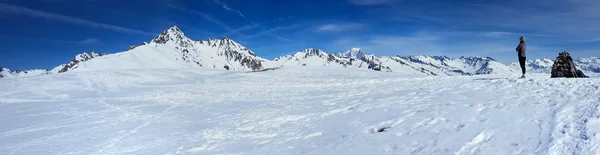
[1,67,599,154]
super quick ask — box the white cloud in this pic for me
[79,38,101,44]
[317,23,364,32]
[0,3,154,36]
[235,10,246,18]
[347,0,395,6]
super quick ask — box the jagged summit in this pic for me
[300,48,328,57]
[151,25,193,47]
[58,51,105,73]
[222,36,230,40]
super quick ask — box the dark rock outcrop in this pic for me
[58,51,104,73]
[550,51,589,78]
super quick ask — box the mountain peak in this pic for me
[168,25,181,32]
[338,48,367,59]
[151,25,193,47]
[300,48,326,56]
[349,47,362,52]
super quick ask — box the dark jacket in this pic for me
[516,42,526,57]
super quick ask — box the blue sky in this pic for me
[1,0,599,70]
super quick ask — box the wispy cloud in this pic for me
[167,4,235,32]
[347,0,395,6]
[316,23,364,32]
[375,0,600,42]
[213,0,246,18]
[482,31,518,38]
[245,24,302,41]
[79,38,101,44]
[0,35,117,46]
[167,4,257,38]
[0,3,154,36]
[221,23,260,36]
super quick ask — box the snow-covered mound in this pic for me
[1,68,599,154]
[0,67,50,78]
[61,26,266,72]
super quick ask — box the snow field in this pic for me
[0,67,599,154]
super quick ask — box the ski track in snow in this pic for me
[0,67,599,155]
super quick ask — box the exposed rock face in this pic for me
[58,51,104,73]
[151,26,194,48]
[550,51,588,78]
[127,43,146,51]
[216,37,263,70]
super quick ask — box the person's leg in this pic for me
[519,57,526,75]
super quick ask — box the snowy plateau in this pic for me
[1,26,600,154]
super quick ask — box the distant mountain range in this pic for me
[509,57,600,73]
[2,26,599,79]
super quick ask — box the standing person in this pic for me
[516,36,527,78]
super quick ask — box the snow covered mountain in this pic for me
[61,26,265,72]
[397,56,513,75]
[335,48,367,60]
[273,48,514,76]
[0,51,106,79]
[511,57,600,73]
[577,57,600,72]
[0,67,50,78]
[273,48,354,68]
